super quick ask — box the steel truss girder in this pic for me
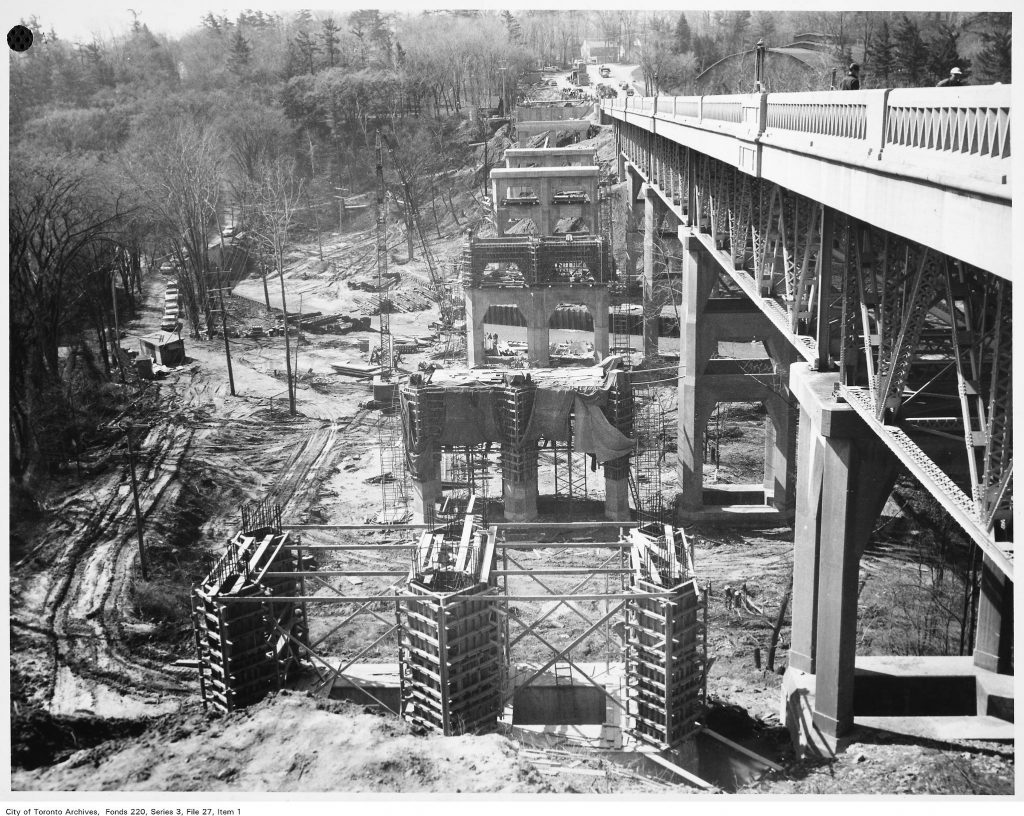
[615,126,1012,573]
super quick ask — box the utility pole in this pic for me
[295,294,302,382]
[277,252,296,415]
[215,282,236,396]
[110,267,125,384]
[123,425,150,581]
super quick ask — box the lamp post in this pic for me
[755,39,766,91]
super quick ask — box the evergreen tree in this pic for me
[972,14,1010,85]
[724,10,751,53]
[227,29,252,77]
[501,10,523,44]
[691,34,721,74]
[674,12,691,54]
[927,22,967,84]
[893,15,927,86]
[294,29,319,75]
[866,19,896,87]
[751,10,776,45]
[321,17,341,69]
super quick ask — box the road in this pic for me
[537,62,642,101]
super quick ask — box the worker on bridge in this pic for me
[937,66,965,87]
[839,63,860,90]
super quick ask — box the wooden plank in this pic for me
[645,752,715,791]
[665,524,678,581]
[701,728,783,772]
[437,597,451,734]
[479,527,496,585]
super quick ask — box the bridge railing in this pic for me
[607,85,1011,197]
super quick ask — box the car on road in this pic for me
[625,87,635,96]
[619,81,629,90]
[543,65,558,72]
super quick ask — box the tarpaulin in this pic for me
[572,396,634,464]
[523,388,575,442]
[438,388,501,446]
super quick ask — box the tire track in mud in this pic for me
[272,406,375,522]
[44,421,199,716]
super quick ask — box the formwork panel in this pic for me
[398,581,502,735]
[625,525,705,750]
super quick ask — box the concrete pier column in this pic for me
[812,435,899,739]
[765,393,799,512]
[465,291,487,367]
[788,403,825,674]
[642,185,659,357]
[592,290,610,360]
[603,471,631,520]
[503,471,538,522]
[762,417,776,499]
[527,319,550,366]
[764,335,800,512]
[973,554,1013,674]
[410,450,442,525]
[676,232,717,511]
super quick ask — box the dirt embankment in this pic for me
[11,693,658,794]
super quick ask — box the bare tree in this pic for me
[123,119,224,338]
[247,156,305,415]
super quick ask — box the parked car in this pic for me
[625,87,635,96]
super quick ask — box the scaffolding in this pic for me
[552,412,589,519]
[377,388,410,524]
[462,235,611,288]
[631,386,666,528]
[441,445,492,524]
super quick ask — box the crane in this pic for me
[377,130,461,344]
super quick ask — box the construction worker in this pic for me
[937,66,964,87]
[839,63,860,90]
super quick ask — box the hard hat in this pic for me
[849,63,860,71]
[951,67,963,75]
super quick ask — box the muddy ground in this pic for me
[8,117,1014,797]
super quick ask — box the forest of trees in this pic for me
[7,9,1012,492]
[631,10,1011,93]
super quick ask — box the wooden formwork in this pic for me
[625,526,706,749]
[192,527,307,715]
[397,580,502,736]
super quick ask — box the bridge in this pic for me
[601,86,1012,751]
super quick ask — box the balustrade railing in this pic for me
[606,85,1011,188]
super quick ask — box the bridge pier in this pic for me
[642,184,661,358]
[676,231,799,518]
[974,553,1014,674]
[785,364,901,748]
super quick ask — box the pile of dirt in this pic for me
[11,692,621,793]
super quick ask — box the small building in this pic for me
[139,331,186,367]
[580,39,620,63]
